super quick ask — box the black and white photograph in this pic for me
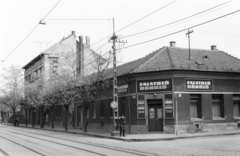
[0,0,240,155]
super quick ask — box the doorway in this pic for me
[148,99,163,132]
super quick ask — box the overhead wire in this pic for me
[0,0,62,66]
[24,0,177,75]
[32,2,240,80]
[69,0,177,63]
[117,9,240,50]
[121,0,232,39]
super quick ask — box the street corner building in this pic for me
[20,35,240,134]
[104,41,240,134]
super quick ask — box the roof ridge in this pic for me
[220,50,240,62]
[131,47,166,73]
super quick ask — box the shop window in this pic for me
[212,95,224,118]
[190,94,201,118]
[233,95,240,117]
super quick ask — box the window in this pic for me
[212,95,224,118]
[190,94,201,118]
[233,95,240,117]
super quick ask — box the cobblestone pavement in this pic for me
[1,125,240,156]
[82,134,240,156]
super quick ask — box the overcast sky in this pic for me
[0,0,240,73]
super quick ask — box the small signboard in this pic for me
[186,79,213,91]
[137,79,172,92]
[117,84,128,94]
[137,100,145,119]
[165,94,173,118]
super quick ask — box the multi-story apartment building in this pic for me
[22,31,106,126]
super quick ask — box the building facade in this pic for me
[83,42,240,134]
[22,31,106,127]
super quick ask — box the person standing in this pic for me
[119,116,126,137]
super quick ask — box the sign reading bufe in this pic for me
[137,79,172,92]
[186,79,213,91]
[117,84,128,94]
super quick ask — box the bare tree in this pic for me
[0,65,24,126]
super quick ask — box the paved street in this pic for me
[0,125,240,156]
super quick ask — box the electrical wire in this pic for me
[116,0,177,33]
[65,0,177,63]
[117,9,240,50]
[24,0,176,72]
[24,9,240,81]
[0,0,62,66]
[121,0,232,39]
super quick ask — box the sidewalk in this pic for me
[7,124,240,142]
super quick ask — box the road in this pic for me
[0,125,239,156]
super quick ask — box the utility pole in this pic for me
[109,18,127,136]
[109,18,118,136]
[186,29,193,60]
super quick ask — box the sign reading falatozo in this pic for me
[186,79,213,91]
[137,79,172,92]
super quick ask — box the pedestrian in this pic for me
[119,116,126,137]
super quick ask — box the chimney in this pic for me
[86,36,90,47]
[78,36,83,52]
[170,41,176,47]
[211,45,217,50]
[71,31,75,35]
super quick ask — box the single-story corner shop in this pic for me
[85,42,240,134]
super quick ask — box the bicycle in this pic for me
[187,119,206,134]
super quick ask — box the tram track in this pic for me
[0,127,157,156]
[0,135,46,156]
[0,148,9,156]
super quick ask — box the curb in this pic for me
[15,125,130,142]
[2,124,240,142]
[128,132,240,142]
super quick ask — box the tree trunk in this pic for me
[72,111,75,129]
[83,106,87,132]
[40,106,44,128]
[25,108,28,126]
[12,109,16,127]
[65,105,68,131]
[51,106,55,129]
[32,108,35,128]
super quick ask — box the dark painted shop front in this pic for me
[115,70,240,134]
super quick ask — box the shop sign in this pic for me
[137,100,145,119]
[137,79,172,92]
[117,84,128,94]
[186,79,213,91]
[165,94,173,118]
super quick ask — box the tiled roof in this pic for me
[104,46,240,78]
[103,48,163,78]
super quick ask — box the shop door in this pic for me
[148,100,163,132]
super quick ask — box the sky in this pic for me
[0,0,240,74]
